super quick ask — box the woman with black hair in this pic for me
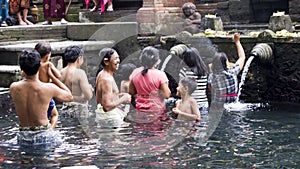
[180,47,209,111]
[209,33,245,103]
[129,46,171,112]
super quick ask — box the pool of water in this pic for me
[0,93,299,168]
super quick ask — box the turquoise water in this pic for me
[0,94,299,168]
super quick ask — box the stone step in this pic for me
[0,40,115,65]
[0,65,21,87]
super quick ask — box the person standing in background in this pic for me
[42,0,68,25]
[90,0,113,14]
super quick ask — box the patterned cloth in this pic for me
[179,66,209,110]
[95,103,130,127]
[43,0,66,19]
[209,63,241,103]
[18,124,62,146]
[9,0,30,14]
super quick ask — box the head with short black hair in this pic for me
[64,45,84,63]
[19,50,41,76]
[180,77,197,95]
[34,41,51,58]
[140,46,160,76]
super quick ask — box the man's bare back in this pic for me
[10,51,73,128]
[60,46,93,103]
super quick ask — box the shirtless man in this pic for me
[60,45,93,103]
[9,50,72,144]
[95,48,131,126]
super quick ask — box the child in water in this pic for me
[34,41,61,129]
[172,77,201,121]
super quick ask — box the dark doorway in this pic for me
[113,0,143,10]
[251,0,289,23]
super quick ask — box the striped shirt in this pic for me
[179,66,208,105]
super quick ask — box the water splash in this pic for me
[237,56,255,103]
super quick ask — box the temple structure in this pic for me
[133,0,299,34]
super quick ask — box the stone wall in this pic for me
[158,34,300,103]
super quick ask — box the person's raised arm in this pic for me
[48,65,73,102]
[233,33,246,70]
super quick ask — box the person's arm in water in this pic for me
[99,78,131,111]
[173,99,201,121]
[233,33,246,70]
[48,65,73,102]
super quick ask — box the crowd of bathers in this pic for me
[10,33,245,145]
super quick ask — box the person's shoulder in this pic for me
[188,97,198,105]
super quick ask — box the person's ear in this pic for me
[103,58,109,65]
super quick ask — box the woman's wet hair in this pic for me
[19,50,40,76]
[34,41,51,58]
[64,45,84,63]
[180,77,197,95]
[96,47,116,73]
[211,52,228,73]
[140,46,160,76]
[182,47,208,77]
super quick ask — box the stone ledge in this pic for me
[0,40,114,54]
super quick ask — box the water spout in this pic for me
[250,43,273,62]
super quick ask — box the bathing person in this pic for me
[115,63,137,93]
[60,45,94,119]
[9,0,33,25]
[180,47,209,111]
[209,33,246,103]
[90,0,113,14]
[182,2,201,34]
[34,41,61,128]
[172,77,201,121]
[60,45,93,103]
[9,50,73,145]
[95,48,131,127]
[42,0,68,25]
[129,46,171,111]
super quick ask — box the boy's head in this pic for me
[179,77,197,95]
[19,50,41,76]
[34,41,51,59]
[64,45,84,63]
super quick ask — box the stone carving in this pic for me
[182,2,201,34]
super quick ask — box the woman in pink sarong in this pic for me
[128,46,171,123]
[90,0,113,14]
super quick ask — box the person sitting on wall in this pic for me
[9,0,33,25]
[182,2,201,34]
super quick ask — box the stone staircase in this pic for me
[0,21,138,87]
